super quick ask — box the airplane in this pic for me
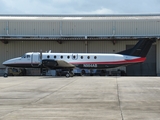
[2,38,156,77]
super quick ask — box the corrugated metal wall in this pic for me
[157,40,160,75]
[0,18,160,36]
[61,20,113,35]
[8,20,61,35]
[88,40,137,53]
[0,21,6,35]
[114,20,160,36]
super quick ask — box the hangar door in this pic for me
[126,45,156,76]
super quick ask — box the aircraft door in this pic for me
[31,53,41,67]
[72,54,78,60]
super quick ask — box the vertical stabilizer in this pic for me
[117,38,156,57]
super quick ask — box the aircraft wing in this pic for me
[56,60,75,68]
[42,59,75,69]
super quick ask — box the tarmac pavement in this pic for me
[0,76,160,120]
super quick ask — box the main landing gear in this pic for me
[81,69,86,76]
[65,70,74,78]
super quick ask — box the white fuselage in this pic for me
[3,52,145,69]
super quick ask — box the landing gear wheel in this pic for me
[70,73,73,77]
[81,70,86,76]
[66,73,70,78]
[3,73,8,77]
[69,71,74,77]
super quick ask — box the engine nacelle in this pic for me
[42,59,58,67]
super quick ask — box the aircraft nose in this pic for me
[3,59,15,66]
[2,57,21,67]
[3,60,9,66]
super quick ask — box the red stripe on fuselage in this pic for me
[69,57,146,65]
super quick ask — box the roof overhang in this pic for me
[0,35,159,41]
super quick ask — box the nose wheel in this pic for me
[3,73,8,77]
[3,67,8,77]
[65,70,74,78]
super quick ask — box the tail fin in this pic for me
[117,38,156,57]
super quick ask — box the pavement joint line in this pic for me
[116,77,124,120]
[0,106,25,119]
[0,78,78,119]
[0,77,40,90]
[31,78,78,104]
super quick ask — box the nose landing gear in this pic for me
[3,67,8,77]
[65,70,74,78]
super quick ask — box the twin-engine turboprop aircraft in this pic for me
[3,39,155,77]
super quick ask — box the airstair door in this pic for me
[31,53,41,67]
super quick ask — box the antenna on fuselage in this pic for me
[48,50,51,53]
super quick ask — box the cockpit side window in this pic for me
[21,54,30,58]
[21,54,26,58]
[27,55,30,58]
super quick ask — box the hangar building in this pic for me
[0,14,160,76]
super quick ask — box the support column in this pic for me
[85,41,88,53]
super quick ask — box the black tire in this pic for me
[70,73,74,77]
[69,71,74,77]
[81,70,86,76]
[3,73,8,77]
[66,73,70,78]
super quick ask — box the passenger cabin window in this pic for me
[73,56,76,59]
[94,56,97,59]
[81,56,83,59]
[54,55,56,59]
[47,55,50,59]
[61,56,63,59]
[67,56,70,59]
[87,56,90,59]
